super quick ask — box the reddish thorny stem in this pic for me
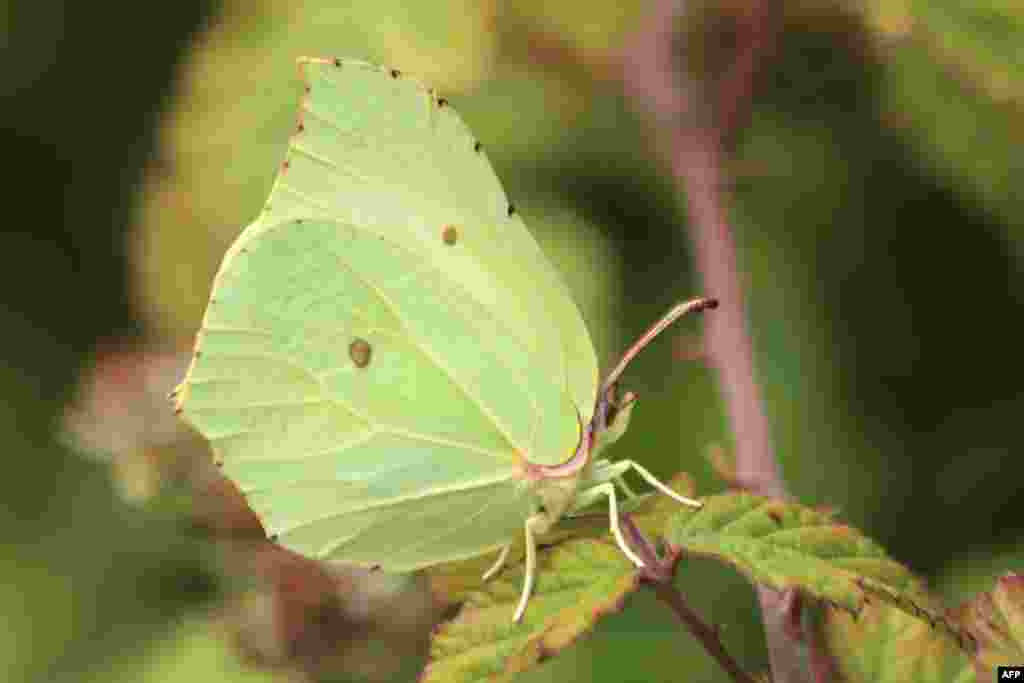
[617,2,831,682]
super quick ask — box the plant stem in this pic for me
[619,2,824,681]
[649,580,759,683]
[670,124,786,499]
[622,516,757,683]
[620,0,784,498]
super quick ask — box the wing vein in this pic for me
[289,143,339,169]
[270,473,518,536]
[221,429,376,464]
[388,485,517,560]
[329,237,527,453]
[271,182,332,211]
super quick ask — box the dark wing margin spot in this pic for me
[349,338,372,368]
[437,97,448,107]
[441,225,458,245]
[474,141,482,153]
[390,68,401,79]
[333,57,342,67]
[507,203,516,217]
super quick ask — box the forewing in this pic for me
[249,57,597,460]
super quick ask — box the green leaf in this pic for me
[866,1,1024,107]
[664,494,960,641]
[821,600,973,683]
[863,1,1024,244]
[627,471,698,539]
[951,572,1024,680]
[422,537,638,683]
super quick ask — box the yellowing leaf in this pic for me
[822,600,973,683]
[952,571,1024,680]
[423,538,638,683]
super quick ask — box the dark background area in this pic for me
[1,3,218,681]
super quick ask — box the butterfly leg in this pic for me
[569,482,645,569]
[586,459,637,498]
[613,474,639,499]
[616,460,702,508]
[482,545,510,582]
[513,514,546,623]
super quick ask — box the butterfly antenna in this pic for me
[600,297,718,395]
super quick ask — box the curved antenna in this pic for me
[600,297,718,395]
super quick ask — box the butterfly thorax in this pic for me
[531,473,583,534]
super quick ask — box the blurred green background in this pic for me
[4,1,1022,681]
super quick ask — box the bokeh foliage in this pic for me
[5,0,1023,681]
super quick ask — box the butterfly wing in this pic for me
[259,58,597,451]
[178,59,596,569]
